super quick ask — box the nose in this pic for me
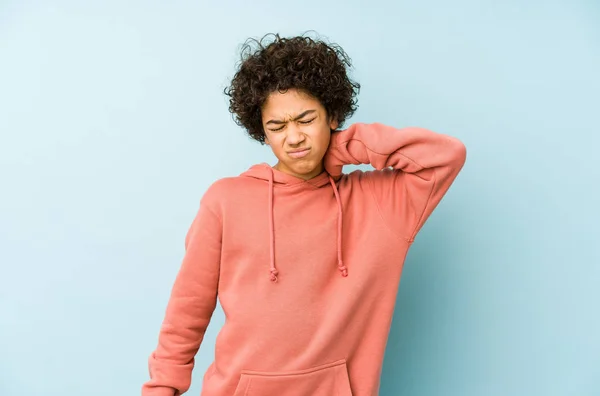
[286,125,306,146]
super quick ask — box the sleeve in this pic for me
[141,200,222,396]
[324,122,467,242]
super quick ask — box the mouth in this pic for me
[287,148,311,159]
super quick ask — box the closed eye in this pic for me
[270,118,316,132]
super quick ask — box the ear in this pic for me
[328,113,339,130]
[329,117,339,131]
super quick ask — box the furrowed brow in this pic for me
[266,109,316,125]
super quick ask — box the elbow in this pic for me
[449,137,467,168]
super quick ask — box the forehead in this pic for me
[261,89,323,118]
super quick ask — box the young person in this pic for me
[142,33,466,396]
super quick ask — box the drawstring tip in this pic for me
[270,269,279,282]
[339,266,348,277]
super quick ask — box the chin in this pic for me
[290,161,319,174]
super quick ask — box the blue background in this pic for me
[1,1,599,395]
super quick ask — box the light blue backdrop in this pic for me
[1,1,599,395]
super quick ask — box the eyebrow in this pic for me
[265,109,317,125]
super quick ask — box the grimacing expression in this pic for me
[261,89,339,180]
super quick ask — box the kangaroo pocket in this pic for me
[232,358,353,396]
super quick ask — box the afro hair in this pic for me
[224,32,360,144]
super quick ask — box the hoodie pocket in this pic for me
[232,358,353,396]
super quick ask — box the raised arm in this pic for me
[324,122,466,242]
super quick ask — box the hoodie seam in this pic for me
[201,202,223,228]
[365,172,413,244]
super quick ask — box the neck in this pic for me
[273,161,324,181]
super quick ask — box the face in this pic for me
[261,89,338,180]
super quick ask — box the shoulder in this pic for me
[201,176,240,204]
[200,175,262,213]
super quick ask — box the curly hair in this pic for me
[224,32,360,144]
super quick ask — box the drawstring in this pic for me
[267,167,347,282]
[268,169,278,282]
[328,175,348,278]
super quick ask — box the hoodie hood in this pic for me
[241,163,347,283]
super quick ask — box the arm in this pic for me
[142,201,222,396]
[324,122,466,242]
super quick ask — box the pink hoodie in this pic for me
[142,122,467,396]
